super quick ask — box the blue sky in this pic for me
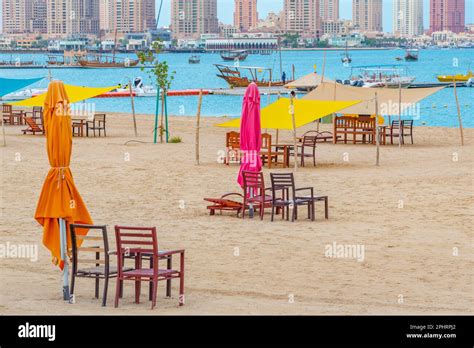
[157,0,474,32]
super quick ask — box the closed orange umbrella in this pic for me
[35,80,93,300]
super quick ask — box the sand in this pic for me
[0,112,472,315]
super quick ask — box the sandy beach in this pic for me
[0,112,472,315]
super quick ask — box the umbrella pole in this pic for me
[453,79,464,146]
[195,89,203,165]
[375,92,380,166]
[129,79,138,137]
[398,80,402,148]
[59,218,70,301]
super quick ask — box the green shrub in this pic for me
[169,136,182,143]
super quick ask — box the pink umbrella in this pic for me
[237,82,262,187]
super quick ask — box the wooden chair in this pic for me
[385,120,402,145]
[270,173,314,222]
[86,113,106,137]
[70,224,130,307]
[402,120,414,144]
[114,226,185,310]
[241,171,273,220]
[260,133,285,168]
[22,117,44,135]
[225,131,240,165]
[25,106,43,124]
[2,104,24,125]
[296,134,318,167]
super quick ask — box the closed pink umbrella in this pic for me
[237,83,262,187]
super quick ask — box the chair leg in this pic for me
[102,275,109,307]
[70,268,76,296]
[166,257,172,298]
[259,202,264,220]
[325,198,329,219]
[313,150,316,167]
[271,203,275,222]
[135,277,141,304]
[119,280,123,298]
[311,202,315,222]
[149,257,153,301]
[95,276,99,299]
[114,277,120,308]
[179,270,185,307]
[151,279,158,310]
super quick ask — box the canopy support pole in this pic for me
[375,92,380,166]
[153,89,160,144]
[398,80,402,148]
[290,92,298,171]
[129,79,138,137]
[1,117,6,147]
[59,218,70,302]
[453,79,464,146]
[195,90,203,165]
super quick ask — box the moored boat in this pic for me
[215,64,292,88]
[220,50,248,62]
[437,70,474,82]
[189,55,201,64]
[78,53,139,68]
[405,49,419,61]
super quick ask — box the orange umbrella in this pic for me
[35,80,93,300]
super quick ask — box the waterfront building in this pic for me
[322,20,353,35]
[320,0,339,21]
[282,0,321,38]
[430,0,465,34]
[234,0,258,32]
[352,0,383,33]
[254,12,282,32]
[393,0,423,37]
[205,36,278,52]
[326,32,364,47]
[29,0,48,34]
[220,24,239,38]
[2,0,27,34]
[109,0,156,33]
[171,0,219,39]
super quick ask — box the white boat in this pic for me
[348,66,416,88]
[1,88,47,101]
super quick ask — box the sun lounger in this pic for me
[204,193,245,217]
[22,116,44,135]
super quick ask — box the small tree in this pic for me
[139,40,175,143]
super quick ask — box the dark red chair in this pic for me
[114,226,185,309]
[241,171,273,220]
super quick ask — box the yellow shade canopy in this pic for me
[217,98,361,130]
[10,83,118,107]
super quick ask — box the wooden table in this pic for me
[72,118,86,137]
[273,144,294,168]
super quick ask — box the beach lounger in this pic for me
[204,193,245,216]
[22,116,44,135]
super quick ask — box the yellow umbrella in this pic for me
[10,84,118,107]
[217,98,361,129]
[35,81,93,300]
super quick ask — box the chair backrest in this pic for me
[335,116,355,129]
[94,113,106,123]
[70,224,110,273]
[355,116,375,129]
[242,171,265,198]
[2,104,12,115]
[226,131,240,149]
[303,130,319,137]
[302,135,318,147]
[402,120,413,128]
[24,117,43,132]
[391,120,401,128]
[114,226,159,276]
[270,173,296,199]
[261,133,272,150]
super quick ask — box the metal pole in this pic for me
[129,79,138,137]
[59,218,70,301]
[195,90,203,165]
[1,116,6,147]
[164,93,169,143]
[398,80,402,148]
[453,79,464,146]
[153,89,160,144]
[375,92,380,166]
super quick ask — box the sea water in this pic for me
[1,49,473,127]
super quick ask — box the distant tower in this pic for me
[393,0,423,37]
[282,0,321,38]
[2,0,27,34]
[320,0,339,21]
[234,0,258,32]
[47,0,100,36]
[352,0,383,32]
[171,0,219,39]
[430,0,465,34]
[109,0,156,33]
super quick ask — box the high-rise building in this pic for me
[430,0,465,34]
[320,0,339,21]
[282,0,321,38]
[47,0,100,36]
[104,0,156,33]
[171,0,219,39]
[2,0,47,35]
[352,0,383,32]
[234,0,258,32]
[2,0,27,34]
[393,0,423,37]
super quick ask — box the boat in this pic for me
[78,53,139,68]
[189,55,201,64]
[215,64,292,88]
[405,49,419,61]
[395,57,403,61]
[348,65,416,88]
[1,88,47,101]
[220,50,248,62]
[0,59,34,66]
[437,70,474,82]
[341,42,352,64]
